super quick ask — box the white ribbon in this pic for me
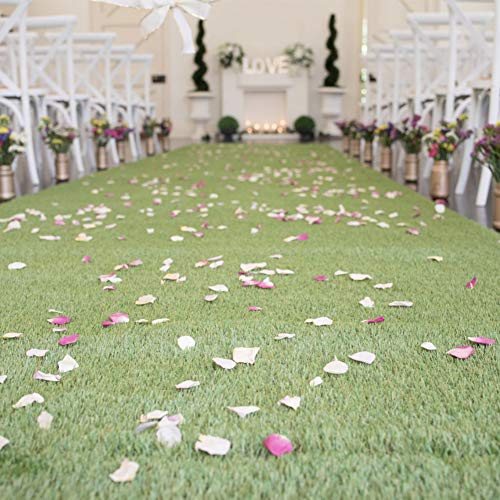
[93,0,212,54]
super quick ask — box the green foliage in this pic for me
[324,14,340,87]
[218,116,239,135]
[192,20,210,92]
[294,115,316,135]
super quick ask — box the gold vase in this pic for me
[0,164,15,202]
[350,138,360,158]
[117,141,126,163]
[380,146,392,172]
[430,160,449,200]
[405,153,419,183]
[364,141,373,165]
[342,136,350,154]
[161,135,170,153]
[494,182,500,232]
[146,137,155,157]
[97,146,108,171]
[55,153,69,183]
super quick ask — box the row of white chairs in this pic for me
[0,0,160,194]
[363,0,499,207]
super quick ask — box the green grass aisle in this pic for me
[0,144,498,499]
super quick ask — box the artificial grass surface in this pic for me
[0,144,499,499]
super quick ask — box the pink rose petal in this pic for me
[108,312,129,324]
[447,346,475,359]
[58,334,79,346]
[467,336,495,345]
[314,275,328,282]
[48,316,71,326]
[466,277,477,289]
[248,306,262,312]
[102,321,115,328]
[296,233,309,241]
[82,255,91,263]
[263,434,294,457]
[128,259,143,267]
[362,316,385,324]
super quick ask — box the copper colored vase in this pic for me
[405,153,419,183]
[494,182,500,232]
[364,142,373,165]
[430,160,449,200]
[162,135,170,153]
[0,165,15,202]
[350,138,360,159]
[380,146,392,172]
[97,146,108,171]
[342,136,350,154]
[146,137,155,157]
[117,141,126,163]
[55,153,69,183]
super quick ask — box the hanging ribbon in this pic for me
[93,0,212,54]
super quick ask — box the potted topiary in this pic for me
[187,20,214,141]
[318,14,345,137]
[294,116,316,143]
[218,116,239,142]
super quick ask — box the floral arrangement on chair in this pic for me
[360,122,377,143]
[472,123,500,182]
[424,115,472,161]
[143,117,158,138]
[284,43,314,69]
[38,117,77,154]
[159,119,173,137]
[218,43,245,69]
[91,116,112,147]
[0,115,27,165]
[335,120,353,138]
[110,123,133,142]
[375,123,399,147]
[397,115,429,154]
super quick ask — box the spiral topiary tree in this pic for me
[324,14,340,87]
[192,20,210,92]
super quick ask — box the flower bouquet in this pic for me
[218,43,245,69]
[397,115,429,182]
[159,119,172,152]
[39,116,77,182]
[360,121,377,165]
[111,123,133,162]
[375,123,399,172]
[143,117,158,156]
[0,115,27,200]
[336,120,353,153]
[91,116,112,170]
[472,123,500,230]
[284,43,314,71]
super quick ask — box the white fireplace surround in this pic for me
[221,69,309,129]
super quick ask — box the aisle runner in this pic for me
[0,145,498,498]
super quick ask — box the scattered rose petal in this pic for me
[37,411,53,430]
[108,312,129,324]
[0,436,9,451]
[263,434,294,457]
[233,347,260,364]
[48,316,71,326]
[447,346,475,359]
[314,275,328,282]
[141,410,168,422]
[275,333,295,340]
[334,270,348,276]
[26,349,49,358]
[389,301,413,307]
[204,294,218,302]
[177,336,195,350]
[427,256,443,262]
[135,294,157,306]
[33,371,61,382]
[82,255,91,263]
[421,342,437,351]
[359,297,374,308]
[156,424,182,448]
[362,316,385,324]
[213,358,236,370]
[374,283,393,290]
[278,396,301,410]
[151,318,169,325]
[305,317,333,326]
[208,284,229,293]
[309,376,323,387]
[195,435,231,456]
[175,380,199,390]
[8,262,26,270]
[0,375,6,384]
[227,406,260,418]
[248,306,262,312]
[58,354,79,373]
[349,274,372,281]
[58,334,79,346]
[13,393,44,409]
[2,332,22,339]
[467,336,495,345]
[323,357,349,374]
[349,351,376,365]
[466,277,477,289]
[109,459,139,483]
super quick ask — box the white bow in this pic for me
[93,0,212,54]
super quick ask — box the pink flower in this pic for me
[429,144,439,158]
[466,277,477,289]
[58,334,79,346]
[447,346,474,359]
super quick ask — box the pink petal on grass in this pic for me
[314,275,328,282]
[58,334,79,346]
[466,277,477,289]
[82,255,91,263]
[296,233,309,241]
[47,316,71,326]
[108,312,129,324]
[248,306,262,312]
[263,434,294,457]
[362,316,385,324]
[447,346,474,359]
[467,336,495,345]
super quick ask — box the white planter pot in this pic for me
[318,87,346,137]
[187,91,214,141]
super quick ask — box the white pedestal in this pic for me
[318,87,346,137]
[187,92,214,141]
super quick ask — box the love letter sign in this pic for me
[242,56,290,75]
